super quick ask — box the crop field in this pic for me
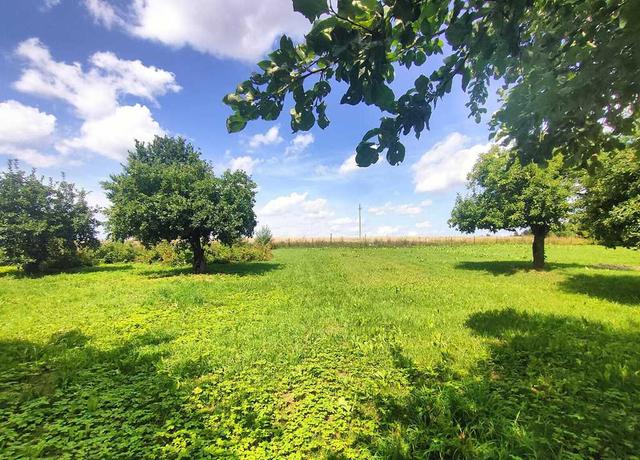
[1,243,639,458]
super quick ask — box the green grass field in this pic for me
[1,244,639,458]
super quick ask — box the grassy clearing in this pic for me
[1,244,639,458]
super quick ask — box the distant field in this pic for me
[1,244,639,458]
[271,235,589,248]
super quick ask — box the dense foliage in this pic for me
[92,239,272,266]
[449,148,573,268]
[225,0,639,166]
[0,161,98,273]
[578,148,640,249]
[1,245,639,457]
[254,226,274,246]
[103,136,258,273]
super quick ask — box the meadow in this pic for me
[1,243,639,458]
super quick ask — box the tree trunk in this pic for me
[532,226,546,270]
[190,236,207,274]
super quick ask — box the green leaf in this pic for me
[257,60,272,71]
[226,114,247,133]
[316,103,330,129]
[415,75,429,94]
[293,0,329,22]
[355,142,379,167]
[386,142,405,165]
[374,84,396,112]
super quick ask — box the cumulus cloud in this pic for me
[57,104,163,161]
[0,145,61,168]
[0,100,60,167]
[84,0,123,28]
[412,132,491,193]
[338,154,359,174]
[85,0,310,62]
[14,38,180,119]
[229,155,261,174]
[285,133,314,156]
[415,221,432,229]
[368,202,426,216]
[248,126,283,149]
[0,100,56,145]
[257,191,362,237]
[13,38,180,162]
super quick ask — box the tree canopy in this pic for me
[0,161,98,273]
[103,136,257,273]
[224,0,638,167]
[449,148,573,268]
[578,147,640,249]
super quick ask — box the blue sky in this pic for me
[0,0,500,237]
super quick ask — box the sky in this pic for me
[0,0,501,238]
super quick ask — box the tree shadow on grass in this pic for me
[365,308,640,458]
[0,264,133,279]
[560,273,640,306]
[141,261,282,279]
[0,329,186,458]
[454,260,631,276]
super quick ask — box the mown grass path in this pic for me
[1,244,639,458]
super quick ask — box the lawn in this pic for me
[1,243,639,458]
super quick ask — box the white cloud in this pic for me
[338,154,359,174]
[375,225,402,236]
[258,191,356,236]
[415,221,432,229]
[285,133,314,156]
[14,38,180,120]
[57,104,163,161]
[248,126,283,149]
[13,38,179,162]
[0,100,59,168]
[42,0,61,9]
[84,0,123,28]
[369,202,424,216]
[411,132,490,193]
[260,192,308,216]
[0,145,61,168]
[229,155,261,174]
[0,100,56,145]
[88,0,310,62]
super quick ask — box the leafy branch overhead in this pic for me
[224,0,639,167]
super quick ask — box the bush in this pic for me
[94,239,271,266]
[254,226,273,246]
[93,241,143,264]
[206,241,272,264]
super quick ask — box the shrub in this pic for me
[206,241,272,264]
[93,241,143,264]
[254,226,273,246]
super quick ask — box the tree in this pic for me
[103,136,257,274]
[449,148,573,269]
[0,161,98,273]
[224,0,638,167]
[578,147,640,249]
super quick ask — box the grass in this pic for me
[1,243,639,458]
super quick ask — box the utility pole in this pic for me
[358,203,362,239]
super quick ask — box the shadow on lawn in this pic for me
[366,308,640,458]
[560,273,640,305]
[0,264,133,279]
[454,260,588,275]
[141,261,281,279]
[0,329,187,458]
